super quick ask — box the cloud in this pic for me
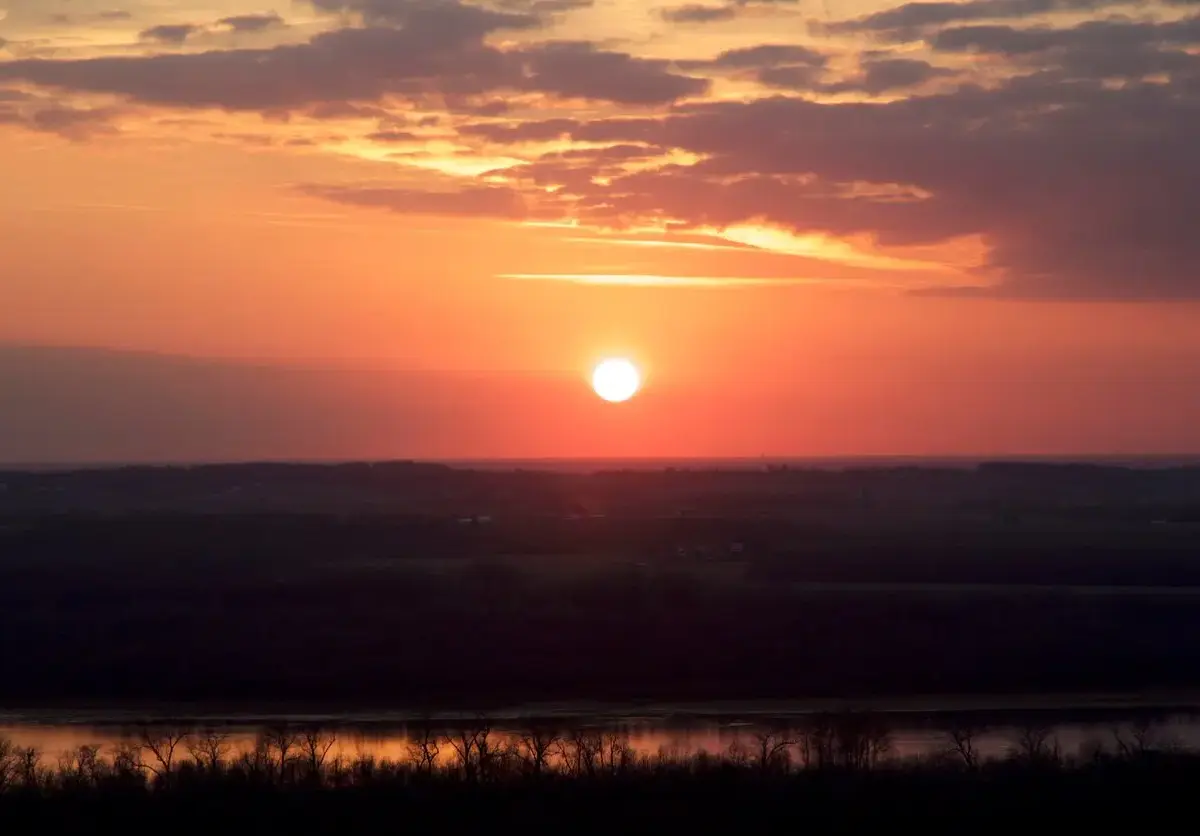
[537,143,666,162]
[300,183,535,219]
[696,43,827,69]
[6,3,1199,300]
[50,9,134,25]
[459,117,580,142]
[139,24,202,45]
[493,0,594,12]
[926,16,1200,80]
[217,13,288,33]
[398,16,1200,299]
[498,272,833,287]
[0,26,501,109]
[460,115,666,147]
[0,14,706,111]
[308,0,540,29]
[823,0,1136,37]
[824,57,958,94]
[518,41,709,104]
[0,87,121,139]
[677,43,830,90]
[307,102,397,120]
[678,44,950,94]
[660,5,738,23]
[366,129,420,142]
[668,81,1200,298]
[660,0,801,23]
[930,16,1200,54]
[22,105,122,140]
[754,64,828,89]
[482,142,674,195]
[459,98,509,115]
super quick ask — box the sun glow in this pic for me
[591,358,641,403]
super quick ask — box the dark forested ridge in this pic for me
[4,460,1200,517]
[3,462,1200,707]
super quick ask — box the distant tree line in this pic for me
[0,715,1193,830]
[5,461,1200,517]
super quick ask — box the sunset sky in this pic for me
[2,0,1199,461]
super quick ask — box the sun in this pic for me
[592,358,641,403]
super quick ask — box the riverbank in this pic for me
[6,690,1200,726]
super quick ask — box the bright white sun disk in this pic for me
[592,358,641,403]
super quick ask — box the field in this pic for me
[3,462,1200,709]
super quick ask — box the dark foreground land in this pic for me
[4,766,1190,832]
[4,461,1200,706]
[0,718,1195,831]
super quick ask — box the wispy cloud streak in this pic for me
[497,273,897,288]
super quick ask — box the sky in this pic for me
[1,0,1199,461]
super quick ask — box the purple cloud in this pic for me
[217,13,288,32]
[140,24,202,45]
[0,16,706,110]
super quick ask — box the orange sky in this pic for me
[2,0,1199,460]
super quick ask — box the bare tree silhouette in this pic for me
[262,725,301,783]
[15,745,41,790]
[1111,718,1162,758]
[798,714,837,769]
[946,722,984,769]
[557,728,603,778]
[300,728,337,781]
[1012,724,1060,765]
[726,739,751,769]
[598,731,634,776]
[0,739,18,793]
[110,741,145,781]
[513,722,561,777]
[406,720,441,778]
[139,728,188,781]
[798,713,890,770]
[750,726,794,775]
[187,729,232,773]
[58,744,104,789]
[447,716,491,782]
[837,713,891,770]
